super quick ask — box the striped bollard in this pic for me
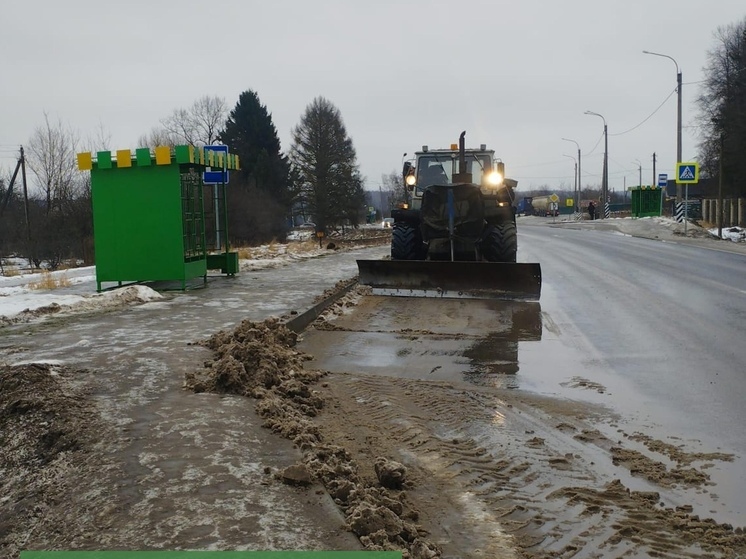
[675,202,685,222]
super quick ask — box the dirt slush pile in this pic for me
[184,317,441,559]
[0,363,113,558]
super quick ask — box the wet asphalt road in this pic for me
[3,229,746,538]
[517,222,746,525]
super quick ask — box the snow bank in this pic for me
[0,284,163,325]
[709,226,745,242]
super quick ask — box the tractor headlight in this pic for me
[487,171,503,186]
[405,174,416,186]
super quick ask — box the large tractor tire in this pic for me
[482,222,517,263]
[391,223,422,260]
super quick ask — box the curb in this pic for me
[284,278,359,334]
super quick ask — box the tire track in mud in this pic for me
[315,373,521,558]
[183,284,743,559]
[310,340,745,559]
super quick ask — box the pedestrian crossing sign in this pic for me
[676,162,699,184]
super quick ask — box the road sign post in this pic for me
[203,145,230,250]
[675,162,700,234]
[549,201,558,222]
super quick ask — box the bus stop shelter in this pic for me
[77,145,239,291]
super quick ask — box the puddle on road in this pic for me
[299,296,552,391]
[299,293,644,404]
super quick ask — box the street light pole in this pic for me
[562,154,577,214]
[562,137,581,211]
[634,159,642,187]
[584,111,608,216]
[643,50,682,203]
[633,159,643,217]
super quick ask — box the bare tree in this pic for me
[696,17,746,195]
[85,121,113,153]
[136,126,179,149]
[160,95,228,146]
[25,112,80,214]
[381,170,408,210]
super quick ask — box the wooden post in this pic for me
[730,198,738,227]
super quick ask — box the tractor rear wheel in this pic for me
[391,223,422,260]
[482,223,517,263]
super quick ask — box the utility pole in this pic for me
[677,69,683,202]
[20,146,31,242]
[652,152,656,188]
[574,161,578,208]
[635,159,642,188]
[584,111,608,215]
[379,185,383,219]
[562,138,581,211]
[603,123,608,208]
[718,132,723,240]
[0,149,23,216]
[642,50,682,203]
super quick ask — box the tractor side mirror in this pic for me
[403,161,415,190]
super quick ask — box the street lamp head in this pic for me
[585,111,606,125]
[642,50,680,74]
[562,137,580,148]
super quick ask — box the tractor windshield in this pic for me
[415,153,492,194]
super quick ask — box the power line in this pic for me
[510,159,574,169]
[583,130,605,157]
[610,87,677,136]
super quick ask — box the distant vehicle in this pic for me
[516,197,535,216]
[382,218,395,229]
[529,195,559,217]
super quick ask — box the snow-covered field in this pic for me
[0,230,387,324]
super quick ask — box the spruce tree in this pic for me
[290,97,366,232]
[219,90,291,242]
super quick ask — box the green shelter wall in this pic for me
[630,188,663,218]
[92,164,196,282]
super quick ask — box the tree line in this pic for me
[0,92,367,268]
[696,16,746,198]
[3,15,745,268]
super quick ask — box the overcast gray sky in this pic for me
[1,0,744,194]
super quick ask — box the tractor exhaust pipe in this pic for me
[459,130,466,175]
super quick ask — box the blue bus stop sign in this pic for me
[657,173,667,188]
[203,145,230,184]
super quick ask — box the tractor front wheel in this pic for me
[482,223,517,263]
[391,223,423,260]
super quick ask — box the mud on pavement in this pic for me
[187,285,745,559]
[3,264,744,559]
[308,291,745,558]
[0,363,121,557]
[185,316,441,559]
